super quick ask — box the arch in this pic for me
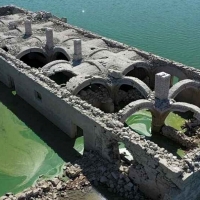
[16,47,47,59]
[119,99,154,123]
[67,76,110,95]
[115,76,152,99]
[122,60,151,76]
[88,48,108,57]
[42,60,71,72]
[170,102,200,120]
[153,66,187,82]
[169,79,200,99]
[53,47,70,61]
[18,51,48,68]
[61,37,80,44]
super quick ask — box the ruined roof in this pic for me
[0,5,145,81]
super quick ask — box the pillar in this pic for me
[24,20,32,36]
[73,39,82,61]
[45,28,54,49]
[151,111,169,133]
[155,72,171,100]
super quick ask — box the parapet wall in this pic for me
[1,5,200,200]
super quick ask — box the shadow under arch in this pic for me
[68,76,110,96]
[49,71,77,85]
[42,60,76,85]
[122,61,151,86]
[170,102,200,120]
[16,47,48,68]
[115,77,151,99]
[52,47,70,61]
[67,76,113,112]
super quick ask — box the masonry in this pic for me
[1,5,200,200]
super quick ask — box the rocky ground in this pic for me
[0,152,150,200]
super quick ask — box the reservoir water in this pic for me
[0,0,199,197]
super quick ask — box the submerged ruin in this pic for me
[1,5,200,200]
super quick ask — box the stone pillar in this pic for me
[45,28,54,49]
[155,72,171,100]
[73,39,82,61]
[24,20,32,36]
[151,111,169,133]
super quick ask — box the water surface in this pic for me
[1,0,200,67]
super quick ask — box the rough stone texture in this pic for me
[155,72,171,100]
[1,5,200,200]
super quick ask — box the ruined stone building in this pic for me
[1,5,200,200]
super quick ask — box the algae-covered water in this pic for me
[0,97,62,195]
[0,82,83,196]
[125,110,186,158]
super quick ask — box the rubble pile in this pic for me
[78,85,111,108]
[116,88,143,108]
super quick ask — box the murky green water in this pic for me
[126,110,186,158]
[0,91,64,195]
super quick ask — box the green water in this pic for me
[125,110,186,158]
[1,0,200,68]
[0,98,64,195]
[0,82,84,196]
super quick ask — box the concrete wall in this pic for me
[0,56,111,157]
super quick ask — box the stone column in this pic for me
[45,28,54,49]
[151,112,169,133]
[155,72,171,100]
[24,20,32,36]
[73,39,82,61]
[152,72,171,133]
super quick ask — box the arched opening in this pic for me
[1,46,8,52]
[77,83,113,113]
[115,84,144,112]
[175,88,200,107]
[126,67,150,86]
[49,71,76,85]
[53,52,69,61]
[20,52,48,68]
[169,80,200,107]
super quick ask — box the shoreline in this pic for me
[0,151,150,200]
